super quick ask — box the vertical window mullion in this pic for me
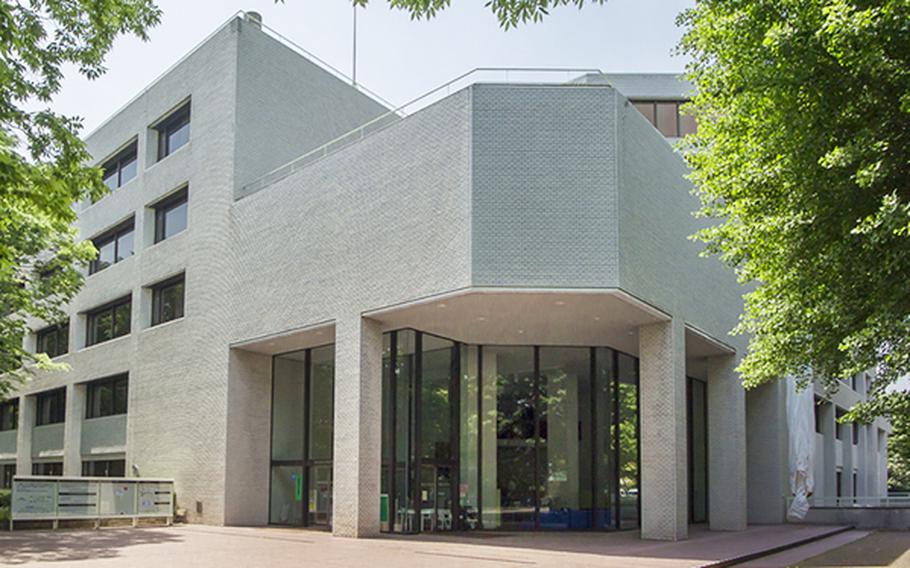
[613,349,621,530]
[302,348,312,527]
[412,332,423,533]
[476,345,483,530]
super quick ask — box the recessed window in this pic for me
[153,187,188,243]
[82,459,126,477]
[86,374,128,419]
[156,101,191,160]
[89,219,135,274]
[151,274,185,326]
[630,99,697,137]
[853,423,861,446]
[35,388,66,426]
[86,296,131,346]
[32,462,63,476]
[100,141,138,192]
[1,464,14,489]
[36,322,69,358]
[835,407,847,440]
[0,399,18,431]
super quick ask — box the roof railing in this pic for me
[238,67,604,198]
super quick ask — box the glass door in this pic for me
[269,344,335,529]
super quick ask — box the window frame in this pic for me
[629,99,696,138]
[100,140,138,192]
[86,295,132,346]
[89,218,135,275]
[150,273,185,326]
[86,374,129,419]
[31,462,63,476]
[0,399,18,431]
[36,322,69,358]
[1,463,14,489]
[35,388,66,427]
[155,101,191,160]
[153,187,188,243]
[82,459,126,477]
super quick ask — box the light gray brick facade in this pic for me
[2,13,890,540]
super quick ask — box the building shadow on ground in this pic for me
[0,527,183,565]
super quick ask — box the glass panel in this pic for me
[113,302,131,337]
[116,230,133,262]
[690,378,708,523]
[459,345,479,529]
[538,347,592,530]
[167,122,190,154]
[164,200,187,239]
[394,330,416,532]
[119,155,137,185]
[271,353,305,460]
[594,348,615,529]
[269,465,304,525]
[157,281,184,324]
[490,346,535,530]
[656,102,679,137]
[95,240,115,272]
[421,334,453,462]
[103,168,118,191]
[308,345,334,461]
[92,310,113,344]
[617,353,639,529]
[307,464,333,526]
[632,102,656,125]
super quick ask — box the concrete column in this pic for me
[639,318,687,541]
[707,354,747,530]
[819,402,837,498]
[63,382,85,476]
[843,422,854,499]
[16,396,35,475]
[332,314,383,538]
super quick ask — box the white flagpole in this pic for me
[352,4,358,86]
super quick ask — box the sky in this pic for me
[53,0,694,135]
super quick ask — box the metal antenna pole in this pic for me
[352,4,358,86]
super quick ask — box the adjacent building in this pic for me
[0,12,890,540]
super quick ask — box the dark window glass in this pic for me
[853,423,860,446]
[835,407,847,440]
[35,389,66,426]
[631,99,695,137]
[86,296,131,346]
[153,188,188,243]
[32,462,63,476]
[82,459,126,477]
[151,275,185,326]
[1,463,14,489]
[86,375,128,419]
[156,102,191,160]
[89,219,135,274]
[814,397,824,434]
[100,142,138,192]
[0,400,18,431]
[36,323,69,358]
[655,102,679,137]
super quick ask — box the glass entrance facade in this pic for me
[380,329,640,533]
[269,344,335,528]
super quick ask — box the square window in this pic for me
[97,141,138,198]
[0,400,18,431]
[36,322,68,358]
[89,219,135,274]
[632,101,656,125]
[86,375,128,419]
[153,187,188,243]
[151,274,185,326]
[35,389,66,426]
[86,296,131,346]
[156,102,191,161]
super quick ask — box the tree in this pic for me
[678,0,910,422]
[0,0,160,398]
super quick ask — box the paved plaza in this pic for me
[0,524,871,568]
